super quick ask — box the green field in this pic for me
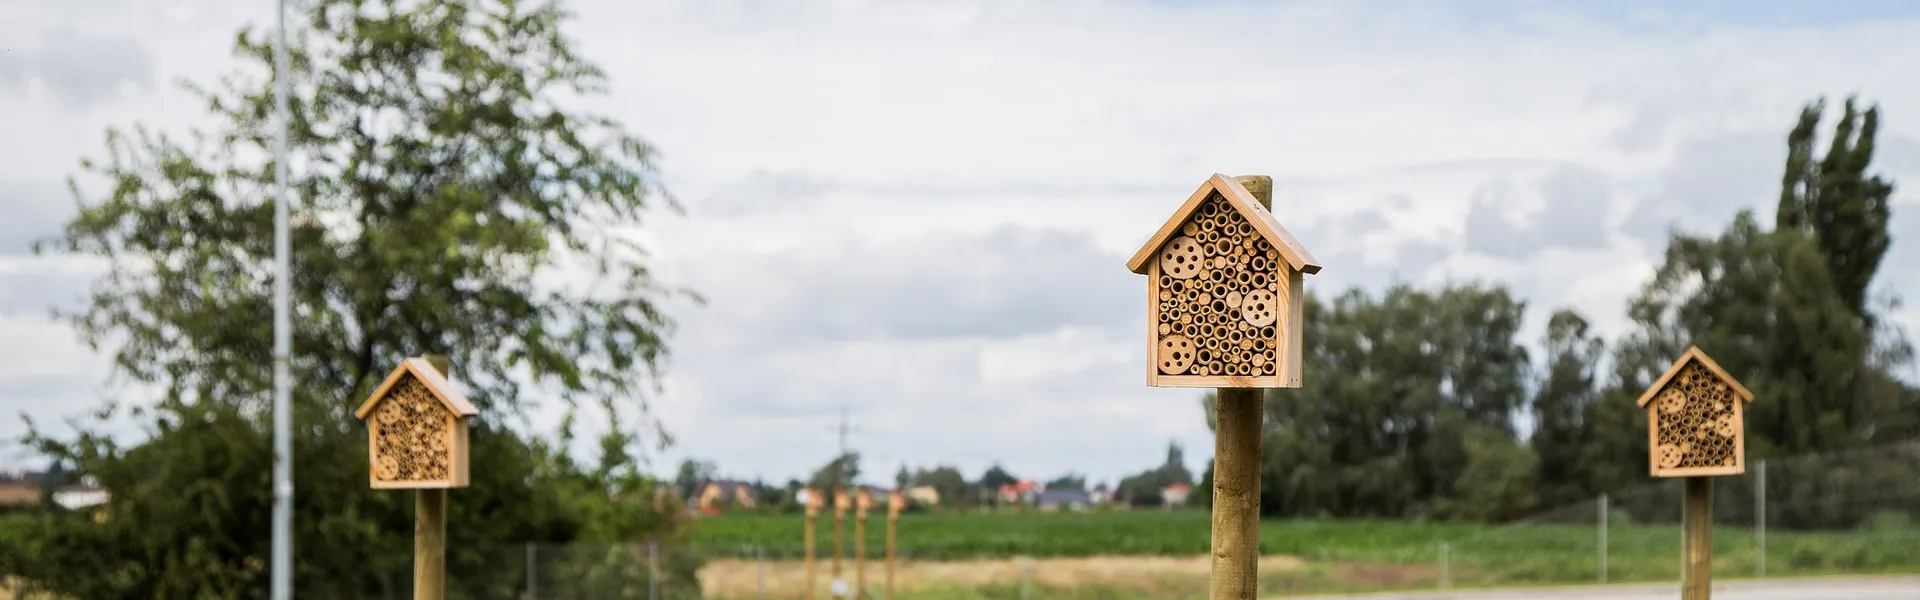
[690,509,1920,596]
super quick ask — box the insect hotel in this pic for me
[354,357,478,488]
[1126,173,1322,388]
[1635,346,1754,477]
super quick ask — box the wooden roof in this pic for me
[1634,346,1755,408]
[353,357,480,420]
[1126,173,1321,276]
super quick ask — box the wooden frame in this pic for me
[1132,174,1320,389]
[1635,346,1754,478]
[354,357,480,489]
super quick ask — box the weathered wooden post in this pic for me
[354,355,479,600]
[1634,346,1753,600]
[856,488,872,598]
[886,489,903,600]
[805,487,821,600]
[832,488,851,597]
[1126,174,1321,600]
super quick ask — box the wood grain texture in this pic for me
[857,496,869,598]
[1211,389,1263,600]
[1682,477,1713,600]
[1127,174,1320,276]
[415,488,447,600]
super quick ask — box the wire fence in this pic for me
[1432,438,1920,592]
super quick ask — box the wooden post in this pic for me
[1682,477,1713,600]
[416,354,451,600]
[1206,176,1273,600]
[886,494,900,600]
[833,488,848,594]
[1210,388,1262,600]
[856,492,869,599]
[805,490,819,600]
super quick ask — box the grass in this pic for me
[689,509,1920,599]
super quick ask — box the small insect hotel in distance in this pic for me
[1636,346,1754,477]
[1127,173,1321,388]
[354,357,479,488]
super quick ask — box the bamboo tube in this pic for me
[1251,272,1268,289]
[1251,256,1268,272]
[1184,323,1201,337]
[1210,269,1227,283]
[1261,325,1276,339]
[1214,239,1234,256]
[1182,222,1201,237]
[1237,221,1253,236]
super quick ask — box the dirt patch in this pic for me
[701,555,1309,598]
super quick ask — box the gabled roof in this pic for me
[1634,346,1754,408]
[353,357,480,420]
[1127,173,1322,276]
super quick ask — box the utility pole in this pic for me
[270,0,296,596]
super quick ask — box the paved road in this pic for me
[1276,576,1920,599]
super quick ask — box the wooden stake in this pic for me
[415,354,452,600]
[805,492,819,600]
[1683,477,1713,600]
[1210,388,1263,600]
[833,489,847,588]
[1210,176,1272,600]
[886,500,899,600]
[856,493,868,599]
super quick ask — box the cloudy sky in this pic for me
[4,0,1920,489]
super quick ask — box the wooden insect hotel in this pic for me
[1127,173,1322,388]
[354,357,479,488]
[1635,346,1754,478]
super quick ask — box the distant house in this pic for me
[1036,488,1093,512]
[997,480,1040,505]
[906,485,940,506]
[52,486,109,510]
[691,480,760,515]
[1089,484,1113,505]
[1161,483,1193,508]
[0,476,42,508]
[0,470,108,510]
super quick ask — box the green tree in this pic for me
[7,0,694,596]
[908,465,970,508]
[808,453,861,491]
[1776,95,1896,318]
[978,464,1018,492]
[894,465,911,490]
[1258,283,1531,519]
[1530,309,1604,506]
[675,459,718,500]
[1044,473,1087,492]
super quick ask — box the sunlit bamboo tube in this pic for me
[1251,254,1269,272]
[1184,286,1201,303]
[1236,222,1253,236]
[1234,271,1251,286]
[1183,322,1201,337]
[1251,353,1268,367]
[1253,338,1268,352]
[1182,222,1200,237]
[1228,328,1245,344]
[1211,239,1232,256]
[1201,202,1219,217]
[1209,269,1227,284]
[1208,360,1227,374]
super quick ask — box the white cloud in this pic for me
[5,0,1920,485]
